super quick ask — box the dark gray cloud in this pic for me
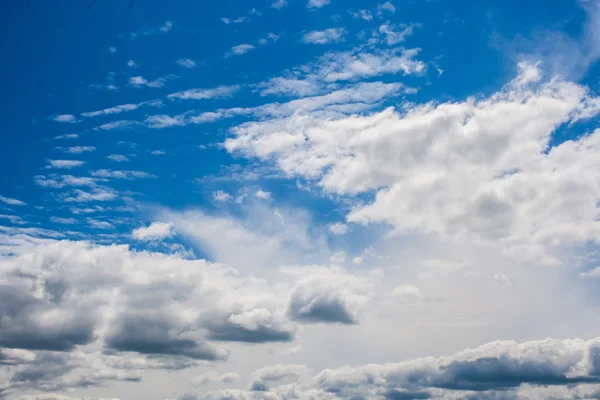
[105,312,226,360]
[0,284,96,351]
[204,316,294,344]
[288,291,357,324]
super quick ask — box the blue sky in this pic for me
[3,1,600,399]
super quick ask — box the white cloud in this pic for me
[378,22,417,45]
[59,146,96,154]
[176,58,197,68]
[0,195,26,206]
[108,46,117,53]
[226,44,256,57]
[328,222,349,235]
[107,154,129,162]
[493,272,515,287]
[53,133,79,140]
[127,59,137,67]
[151,150,166,155]
[193,371,239,386]
[91,169,156,180]
[272,0,287,9]
[301,28,346,44]
[52,114,78,123]
[225,63,600,266]
[351,10,373,21]
[378,1,396,14]
[392,284,421,299]
[132,222,174,241]
[213,191,233,202]
[307,0,330,8]
[167,85,240,100]
[46,160,85,169]
[256,189,272,200]
[81,100,162,118]
[86,218,114,230]
[129,76,168,88]
[50,217,78,225]
[127,20,174,40]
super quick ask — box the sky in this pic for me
[2,0,600,399]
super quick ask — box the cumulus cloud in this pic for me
[226,44,256,57]
[285,266,372,325]
[301,28,346,44]
[224,63,600,266]
[132,222,174,241]
[46,160,85,169]
[328,222,349,235]
[107,154,129,162]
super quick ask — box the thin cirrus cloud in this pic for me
[301,28,346,44]
[225,43,256,57]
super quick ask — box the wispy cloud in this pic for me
[221,8,261,24]
[46,160,85,169]
[54,133,79,140]
[129,75,172,88]
[56,146,96,154]
[301,28,346,44]
[93,120,140,131]
[0,195,26,206]
[50,216,78,225]
[258,33,280,45]
[167,85,240,100]
[176,58,197,68]
[225,44,256,57]
[307,0,330,8]
[91,169,157,180]
[52,114,78,124]
[81,100,162,118]
[106,154,130,162]
[126,20,174,40]
[272,0,287,9]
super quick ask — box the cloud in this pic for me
[301,28,346,44]
[107,154,129,162]
[46,160,85,169]
[127,20,174,40]
[258,33,280,45]
[62,187,117,202]
[176,58,197,68]
[193,371,239,386]
[86,218,114,230]
[35,174,97,189]
[226,44,256,57]
[392,284,421,299]
[93,120,140,131]
[50,217,78,225]
[91,169,156,180]
[167,85,240,100]
[378,1,396,14]
[224,63,600,266]
[202,308,295,343]
[493,272,515,287]
[132,222,174,241]
[213,191,233,202]
[81,100,162,118]
[328,222,349,235]
[129,76,169,88]
[0,195,26,206]
[151,150,166,155]
[307,0,330,8]
[255,189,272,200]
[56,146,96,154]
[285,266,372,325]
[257,77,324,97]
[53,133,79,140]
[52,114,77,124]
[378,23,417,45]
[250,364,307,382]
[272,0,287,9]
